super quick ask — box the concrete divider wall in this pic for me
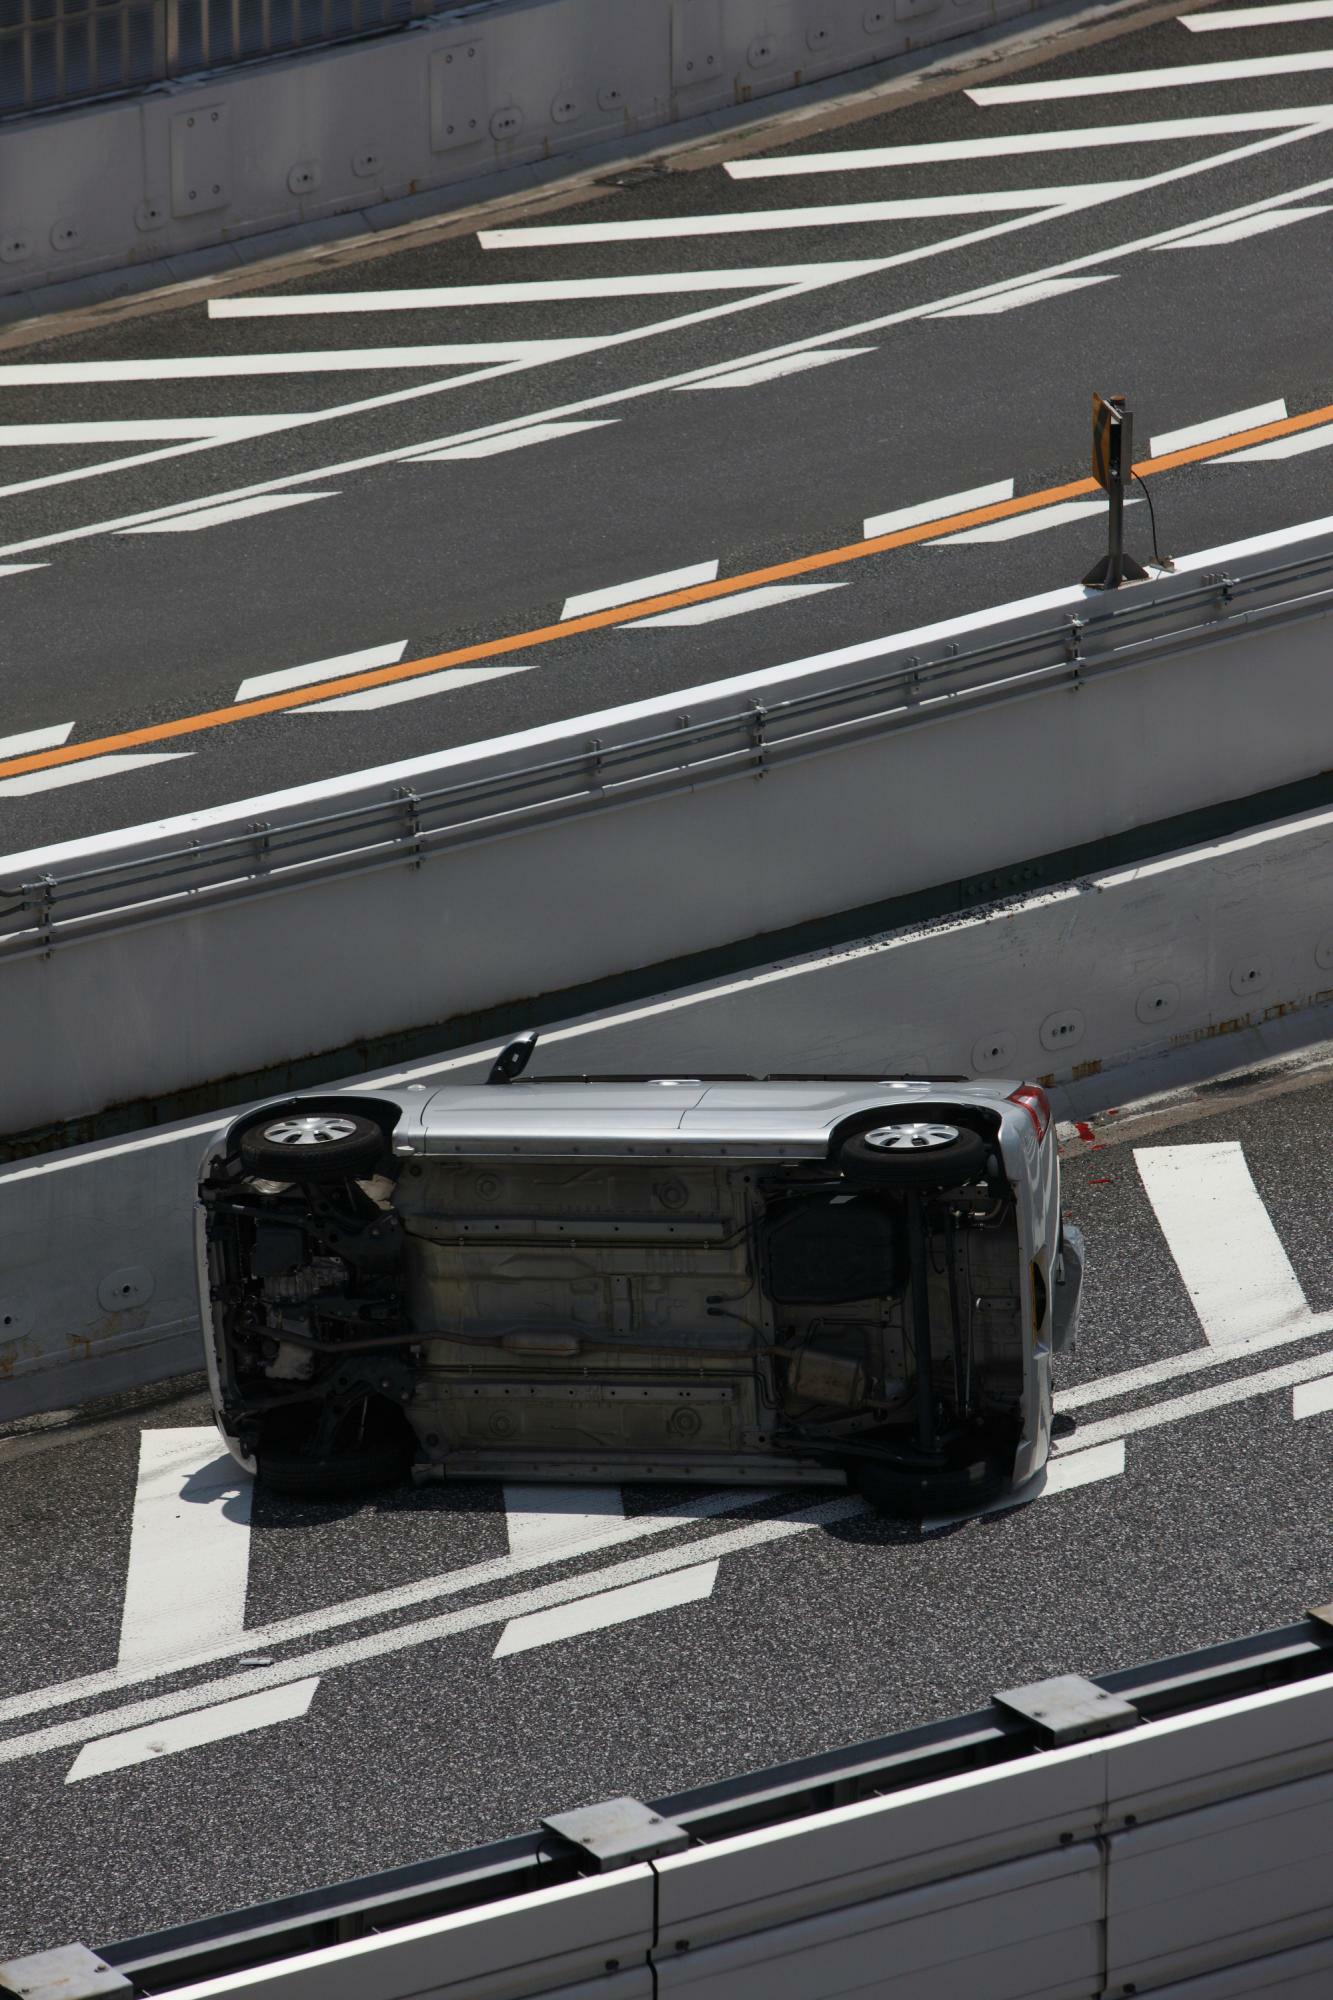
[5,790,1333,1420]
[1,525,1331,1139]
[0,0,1047,304]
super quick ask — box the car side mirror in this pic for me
[487,1032,539,1085]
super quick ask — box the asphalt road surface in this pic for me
[1,0,1332,847]
[6,1052,1333,1958]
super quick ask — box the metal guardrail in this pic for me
[89,1607,1333,1993]
[0,0,434,117]
[3,546,1331,967]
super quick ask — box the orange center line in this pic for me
[2,397,1329,783]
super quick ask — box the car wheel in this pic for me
[238,1108,386,1184]
[837,1120,989,1189]
[854,1454,1006,1520]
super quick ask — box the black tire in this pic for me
[838,1120,989,1190]
[239,1106,386,1184]
[855,1453,1006,1520]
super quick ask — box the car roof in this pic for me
[418,1076,1022,1158]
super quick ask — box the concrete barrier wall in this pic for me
[0,0,1054,304]
[5,788,1333,1420]
[1,520,1331,1139]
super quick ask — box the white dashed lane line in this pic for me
[408,420,619,459]
[1219,421,1333,460]
[121,493,339,535]
[1150,399,1288,455]
[1181,3,1333,30]
[0,752,193,796]
[561,559,719,621]
[65,1681,321,1784]
[969,50,1333,102]
[928,276,1117,316]
[677,349,874,389]
[863,480,1015,537]
[302,664,536,712]
[622,582,847,628]
[234,641,409,703]
[930,498,1138,544]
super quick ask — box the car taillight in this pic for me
[1008,1083,1052,1143]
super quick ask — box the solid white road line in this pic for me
[2,125,1329,542]
[1057,1345,1333,1454]
[0,420,284,445]
[970,49,1333,101]
[724,109,1333,170]
[234,641,409,704]
[1218,421,1333,459]
[929,275,1117,315]
[303,664,536,711]
[117,1429,253,1672]
[0,1498,864,1768]
[863,479,1015,538]
[121,493,338,534]
[930,497,1130,543]
[677,349,874,389]
[493,1561,718,1658]
[1058,1311,1333,1411]
[1136,1143,1311,1347]
[65,1680,319,1783]
[1160,205,1332,245]
[623,582,846,627]
[0,344,591,384]
[479,188,1141,244]
[0,1488,777,1730]
[0,752,193,796]
[562,560,719,620]
[210,269,883,311]
[1182,2,1333,27]
[409,420,617,459]
[504,1484,626,1560]
[1150,399,1288,454]
[0,723,73,758]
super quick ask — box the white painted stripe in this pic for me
[121,493,338,535]
[1044,1439,1127,1492]
[0,1498,864,1767]
[1182,2,1333,28]
[303,664,536,711]
[970,50,1333,100]
[1055,1346,1333,1453]
[1136,1144,1310,1346]
[479,188,1140,244]
[1217,421,1333,459]
[117,1429,253,1671]
[1150,399,1288,454]
[493,1561,718,1657]
[677,349,874,389]
[2,128,1329,547]
[562,560,719,620]
[0,562,47,577]
[1293,1374,1333,1420]
[921,1437,1124,1527]
[0,752,193,796]
[209,270,880,312]
[1160,205,1332,245]
[66,1680,318,1782]
[234,641,409,703]
[504,1483,626,1559]
[0,1488,777,1729]
[864,480,1015,538]
[929,275,1117,315]
[409,420,618,459]
[0,723,73,758]
[1059,1310,1333,1411]
[623,582,846,628]
[724,109,1333,170]
[0,419,283,444]
[0,344,589,384]
[931,497,1136,544]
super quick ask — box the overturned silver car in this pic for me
[198,1038,1084,1517]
